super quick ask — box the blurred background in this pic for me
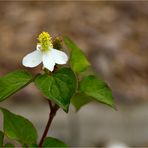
[0,1,148,147]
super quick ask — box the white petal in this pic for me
[42,51,55,72]
[36,44,41,51]
[51,49,68,64]
[22,50,42,67]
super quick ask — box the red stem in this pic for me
[38,100,59,147]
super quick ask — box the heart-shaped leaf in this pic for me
[35,68,77,112]
[0,70,33,102]
[71,93,92,111]
[43,137,68,147]
[80,75,114,107]
[0,108,38,145]
[64,37,90,73]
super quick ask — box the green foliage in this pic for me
[80,75,114,107]
[71,93,92,111]
[0,70,33,102]
[0,108,38,145]
[4,143,14,147]
[64,36,90,73]
[35,67,77,112]
[0,35,115,148]
[0,131,4,147]
[28,143,38,147]
[43,137,68,147]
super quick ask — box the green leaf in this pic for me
[4,143,14,147]
[0,108,38,145]
[0,131,4,147]
[64,36,90,73]
[43,137,68,147]
[71,93,92,111]
[28,143,38,147]
[35,68,77,112]
[0,70,33,102]
[80,75,114,107]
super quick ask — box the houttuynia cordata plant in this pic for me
[0,32,114,147]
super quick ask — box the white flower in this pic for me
[22,32,68,72]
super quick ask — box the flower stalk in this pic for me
[38,100,59,147]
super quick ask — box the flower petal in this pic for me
[51,49,68,64]
[36,44,41,51]
[42,51,55,71]
[22,50,42,67]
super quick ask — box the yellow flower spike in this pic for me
[38,32,53,51]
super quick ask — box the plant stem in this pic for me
[38,100,59,147]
